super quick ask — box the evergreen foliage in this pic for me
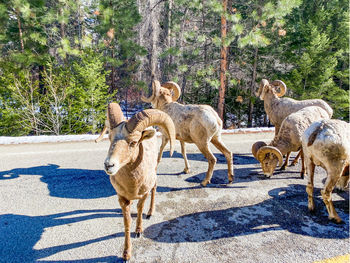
[0,0,348,136]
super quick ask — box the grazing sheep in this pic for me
[252,106,330,178]
[257,79,333,168]
[103,103,176,261]
[302,119,350,223]
[142,80,233,187]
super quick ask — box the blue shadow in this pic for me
[0,164,115,199]
[0,209,124,263]
[144,184,349,242]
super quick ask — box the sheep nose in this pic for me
[104,162,114,170]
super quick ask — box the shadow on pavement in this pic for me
[161,151,258,165]
[0,209,123,262]
[144,184,349,242]
[0,164,115,199]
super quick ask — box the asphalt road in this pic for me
[0,132,349,263]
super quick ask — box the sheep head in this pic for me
[256,79,286,100]
[104,103,176,176]
[142,80,181,109]
[253,142,283,177]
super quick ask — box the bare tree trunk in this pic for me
[248,47,258,127]
[218,0,228,122]
[15,9,24,52]
[111,49,116,93]
[167,0,173,69]
[60,7,65,39]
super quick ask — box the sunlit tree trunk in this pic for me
[218,0,228,122]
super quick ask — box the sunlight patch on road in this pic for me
[314,254,349,263]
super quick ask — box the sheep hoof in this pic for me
[330,217,344,224]
[123,250,131,262]
[201,180,210,187]
[290,162,297,167]
[280,165,286,171]
[183,168,191,174]
[135,232,142,238]
[146,214,152,219]
[308,207,315,214]
[300,173,305,179]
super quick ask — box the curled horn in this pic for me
[252,141,267,160]
[271,80,286,97]
[256,146,283,167]
[256,79,270,97]
[141,80,161,103]
[125,109,176,156]
[162,81,181,101]
[108,103,126,129]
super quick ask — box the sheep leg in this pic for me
[135,193,149,237]
[321,171,343,224]
[300,150,305,179]
[211,136,234,183]
[280,152,291,171]
[305,158,315,212]
[197,143,217,187]
[336,165,349,191]
[290,151,301,166]
[180,141,191,174]
[146,184,156,219]
[118,196,132,261]
[157,135,168,164]
[95,125,108,143]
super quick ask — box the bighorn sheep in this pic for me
[252,106,330,178]
[257,79,333,168]
[142,80,233,187]
[103,103,176,261]
[302,119,350,223]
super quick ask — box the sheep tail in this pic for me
[307,122,325,146]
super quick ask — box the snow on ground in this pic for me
[0,127,274,145]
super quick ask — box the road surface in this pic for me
[0,132,348,263]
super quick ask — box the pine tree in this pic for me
[281,0,349,120]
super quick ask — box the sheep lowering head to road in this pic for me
[142,80,233,187]
[252,106,330,178]
[302,119,350,223]
[103,103,176,261]
[256,79,333,169]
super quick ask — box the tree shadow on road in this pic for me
[144,184,349,242]
[0,164,115,199]
[0,209,124,262]
[161,151,258,165]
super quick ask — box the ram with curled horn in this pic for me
[252,106,330,178]
[142,80,234,187]
[256,78,333,168]
[103,103,176,261]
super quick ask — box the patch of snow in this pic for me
[0,127,275,145]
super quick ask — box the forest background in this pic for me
[0,0,348,136]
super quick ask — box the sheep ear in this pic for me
[139,129,156,142]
